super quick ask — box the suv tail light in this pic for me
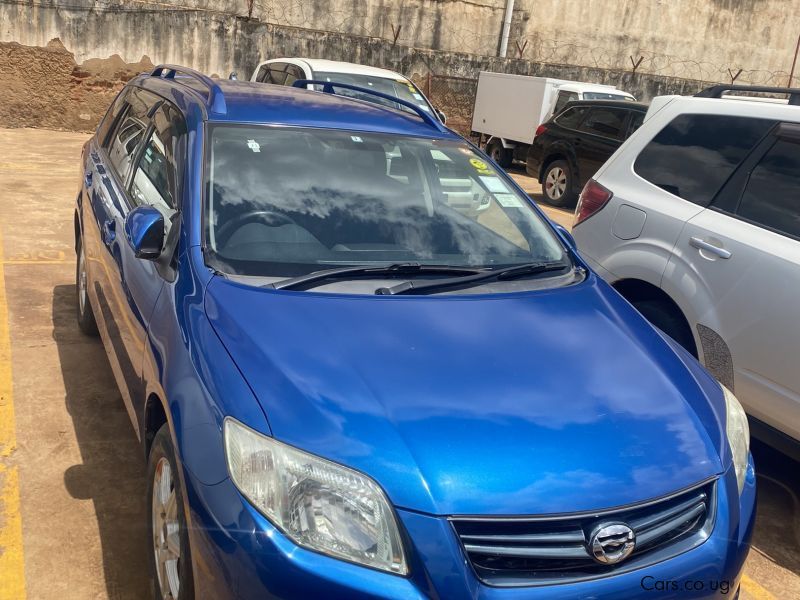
[534,124,548,138]
[573,179,613,227]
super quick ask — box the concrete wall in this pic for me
[0,1,714,95]
[2,0,798,84]
[0,3,715,134]
[517,0,800,85]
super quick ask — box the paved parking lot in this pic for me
[0,128,798,599]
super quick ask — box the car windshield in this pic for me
[314,72,433,115]
[205,125,566,278]
[582,92,634,101]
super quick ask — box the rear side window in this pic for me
[97,88,130,149]
[627,111,645,137]
[634,114,775,206]
[255,65,270,83]
[737,138,800,239]
[553,91,579,116]
[555,107,587,130]
[579,108,627,139]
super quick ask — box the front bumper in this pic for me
[184,457,755,600]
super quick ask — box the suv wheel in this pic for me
[488,141,513,169]
[542,160,577,207]
[76,239,99,336]
[148,424,194,600]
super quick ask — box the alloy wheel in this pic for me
[545,167,567,200]
[78,245,88,315]
[152,457,181,600]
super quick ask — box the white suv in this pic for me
[571,85,800,454]
[250,58,444,122]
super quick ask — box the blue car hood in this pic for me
[205,275,724,516]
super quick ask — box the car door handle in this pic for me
[690,237,731,259]
[102,219,116,245]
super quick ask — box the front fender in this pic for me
[142,250,271,487]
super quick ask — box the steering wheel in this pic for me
[215,210,297,248]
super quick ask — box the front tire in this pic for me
[148,424,194,600]
[76,238,99,336]
[542,160,577,207]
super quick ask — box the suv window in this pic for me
[555,106,587,130]
[627,111,645,137]
[97,88,130,149]
[634,114,775,206]
[284,65,304,86]
[579,108,627,139]
[255,64,270,83]
[553,91,579,116]
[107,89,160,181]
[268,63,288,85]
[130,105,186,235]
[737,137,800,239]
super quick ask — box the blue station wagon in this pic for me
[75,65,755,599]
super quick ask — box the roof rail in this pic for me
[695,84,800,106]
[292,79,448,133]
[151,64,227,115]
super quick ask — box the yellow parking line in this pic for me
[741,574,776,599]
[0,230,26,599]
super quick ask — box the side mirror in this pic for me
[434,108,447,125]
[554,223,576,250]
[229,71,238,81]
[124,205,164,260]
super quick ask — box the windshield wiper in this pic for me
[374,260,572,296]
[266,263,486,291]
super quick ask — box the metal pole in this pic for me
[789,33,800,87]
[499,0,515,58]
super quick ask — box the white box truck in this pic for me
[471,72,635,167]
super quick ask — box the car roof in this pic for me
[647,95,800,122]
[135,73,456,139]
[267,58,410,81]
[564,99,649,110]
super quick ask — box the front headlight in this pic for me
[223,418,407,574]
[721,385,750,494]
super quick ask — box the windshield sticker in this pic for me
[351,135,363,143]
[495,193,524,208]
[480,175,511,193]
[247,139,261,153]
[469,158,494,175]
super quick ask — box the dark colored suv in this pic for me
[526,100,648,206]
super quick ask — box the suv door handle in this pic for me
[102,219,116,245]
[690,237,731,259]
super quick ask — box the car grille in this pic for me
[450,479,716,587]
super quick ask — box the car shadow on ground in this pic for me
[52,284,150,599]
[750,439,800,576]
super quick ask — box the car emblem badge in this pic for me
[589,522,636,565]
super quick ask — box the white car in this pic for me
[250,58,444,123]
[571,84,800,455]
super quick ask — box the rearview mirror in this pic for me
[554,223,576,250]
[124,205,165,260]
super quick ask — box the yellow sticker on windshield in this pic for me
[470,158,489,171]
[470,158,494,175]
